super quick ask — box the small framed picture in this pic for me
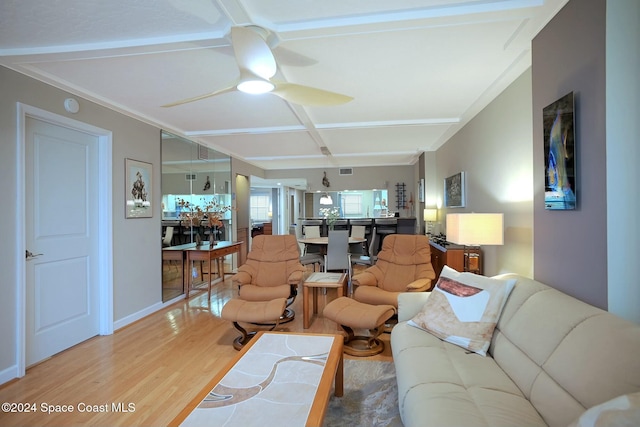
[418,179,425,203]
[444,172,465,208]
[125,158,153,218]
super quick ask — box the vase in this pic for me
[195,233,202,247]
[209,232,216,246]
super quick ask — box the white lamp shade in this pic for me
[319,194,333,205]
[423,208,437,222]
[446,213,504,245]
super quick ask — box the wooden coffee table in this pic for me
[303,272,348,329]
[170,331,343,427]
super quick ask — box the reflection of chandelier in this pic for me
[320,193,333,205]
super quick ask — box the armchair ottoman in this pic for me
[323,297,395,357]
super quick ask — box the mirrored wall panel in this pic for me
[161,131,231,302]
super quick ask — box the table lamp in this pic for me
[423,208,437,235]
[446,213,503,273]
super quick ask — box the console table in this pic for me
[429,240,483,280]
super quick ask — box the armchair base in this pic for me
[340,325,386,357]
[221,298,287,350]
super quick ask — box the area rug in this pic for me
[323,359,402,427]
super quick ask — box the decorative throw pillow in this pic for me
[408,265,516,356]
[568,392,640,427]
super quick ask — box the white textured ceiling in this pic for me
[0,0,567,170]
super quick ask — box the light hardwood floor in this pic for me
[0,266,393,427]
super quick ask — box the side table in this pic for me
[303,272,348,329]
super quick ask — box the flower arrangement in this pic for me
[178,197,232,230]
[319,206,340,229]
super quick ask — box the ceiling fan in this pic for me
[162,26,353,108]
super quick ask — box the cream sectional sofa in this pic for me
[391,273,640,427]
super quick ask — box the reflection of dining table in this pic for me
[163,241,243,299]
[298,237,366,256]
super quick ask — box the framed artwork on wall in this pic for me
[125,158,153,218]
[418,178,425,203]
[543,91,576,210]
[444,172,465,208]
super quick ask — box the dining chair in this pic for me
[349,225,367,255]
[374,218,397,252]
[162,226,175,247]
[162,226,181,273]
[301,225,323,261]
[350,225,365,239]
[351,227,378,269]
[324,230,352,292]
[304,225,321,238]
[292,225,324,271]
[332,219,349,231]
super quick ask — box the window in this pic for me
[250,194,271,220]
[342,193,363,215]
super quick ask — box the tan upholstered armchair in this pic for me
[231,234,306,322]
[352,234,436,308]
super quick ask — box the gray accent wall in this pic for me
[532,0,608,309]
[532,0,639,322]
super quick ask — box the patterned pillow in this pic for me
[408,266,516,356]
[568,392,640,427]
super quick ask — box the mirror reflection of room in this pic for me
[160,131,231,302]
[250,187,276,237]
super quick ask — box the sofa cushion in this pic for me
[490,274,640,427]
[408,266,515,355]
[568,392,640,427]
[391,321,547,427]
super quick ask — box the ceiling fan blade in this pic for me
[161,83,238,107]
[271,81,353,106]
[272,46,318,67]
[231,26,277,80]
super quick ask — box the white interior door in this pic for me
[25,117,100,366]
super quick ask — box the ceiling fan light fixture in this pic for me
[237,77,274,95]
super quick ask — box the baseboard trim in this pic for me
[0,364,19,386]
[112,295,185,332]
[113,302,164,331]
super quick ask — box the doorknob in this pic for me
[26,250,43,260]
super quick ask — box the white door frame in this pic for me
[16,103,113,377]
